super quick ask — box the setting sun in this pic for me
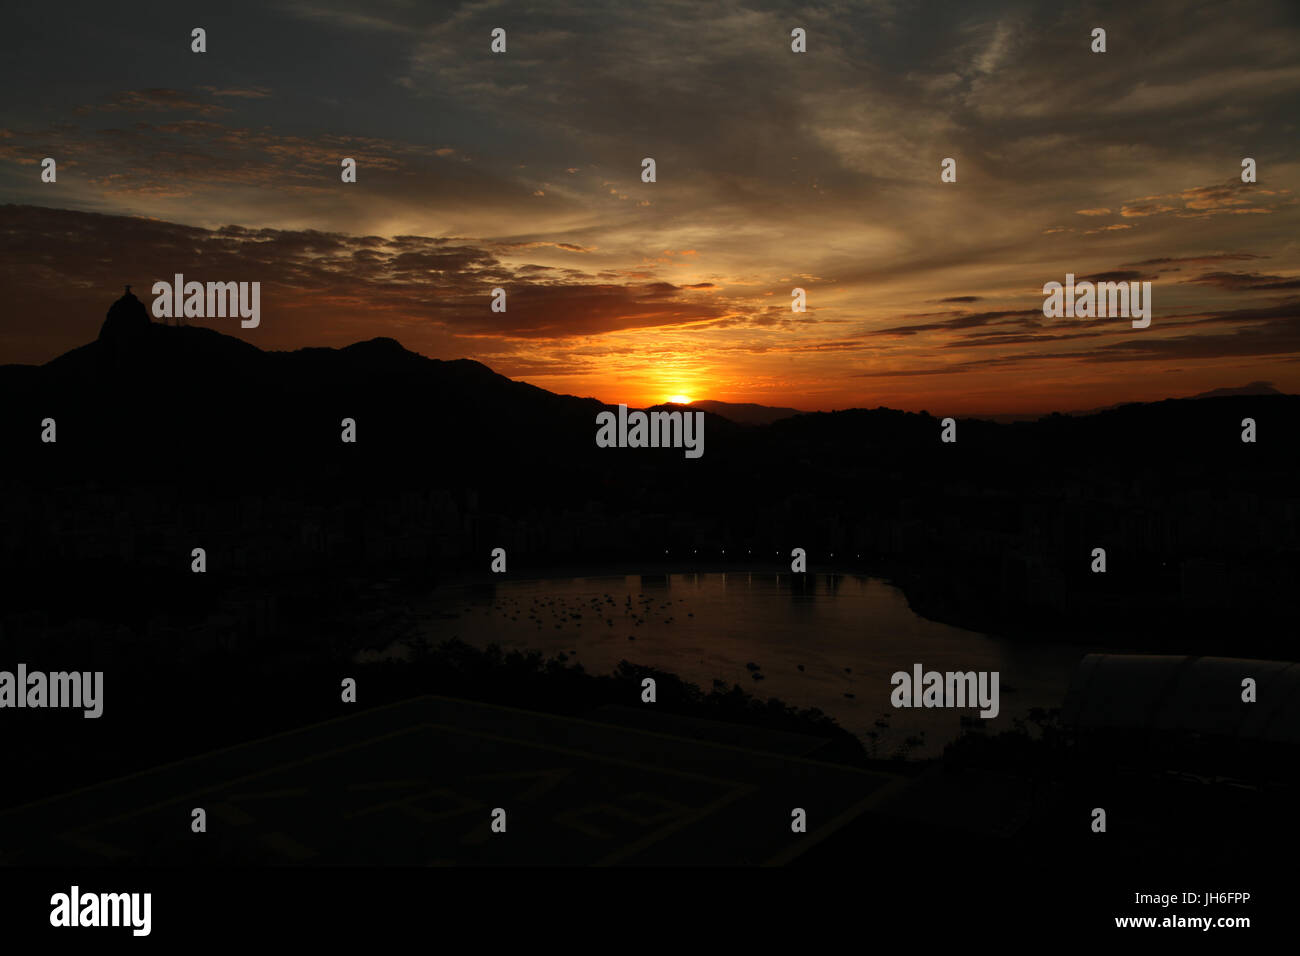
[666,394,692,404]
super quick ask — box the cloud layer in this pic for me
[0,0,1297,413]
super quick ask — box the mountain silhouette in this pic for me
[1189,381,1282,399]
[97,285,151,342]
[1061,380,1284,418]
[2,293,1298,655]
[687,400,805,425]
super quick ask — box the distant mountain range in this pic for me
[946,382,1284,422]
[4,297,1299,658]
[0,295,1285,431]
[1046,381,1284,421]
[2,299,1286,462]
[1187,382,1282,399]
[4,306,1293,526]
[667,389,1281,425]
[679,400,805,425]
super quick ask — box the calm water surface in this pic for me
[361,572,1087,759]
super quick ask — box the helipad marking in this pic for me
[595,785,754,865]
[4,695,912,865]
[1,695,422,816]
[422,721,746,788]
[54,725,425,839]
[763,774,915,866]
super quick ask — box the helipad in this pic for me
[1,696,908,866]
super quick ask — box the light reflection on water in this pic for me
[382,572,1086,759]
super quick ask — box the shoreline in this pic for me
[418,559,1287,659]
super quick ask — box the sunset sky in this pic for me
[2,0,1298,415]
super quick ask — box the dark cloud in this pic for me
[1077,271,1149,283]
[854,300,1300,377]
[868,309,1040,336]
[1073,307,1300,363]
[81,89,231,116]
[1121,253,1268,267]
[1184,272,1300,291]
[0,205,733,361]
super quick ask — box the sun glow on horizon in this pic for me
[666,394,693,404]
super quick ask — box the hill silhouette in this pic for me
[2,306,1298,658]
[687,400,805,425]
[1189,381,1282,399]
[98,285,151,342]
